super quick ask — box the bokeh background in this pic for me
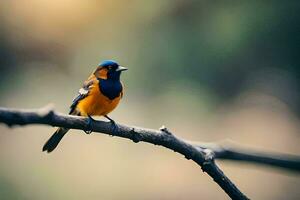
[0,1,300,199]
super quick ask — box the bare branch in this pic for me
[1,105,298,199]
[195,142,300,172]
[0,106,249,199]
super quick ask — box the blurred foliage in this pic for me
[1,1,299,111]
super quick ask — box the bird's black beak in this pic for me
[116,66,128,72]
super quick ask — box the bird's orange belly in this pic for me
[76,86,121,116]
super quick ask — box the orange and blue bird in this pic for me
[43,60,127,153]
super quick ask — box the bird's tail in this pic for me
[42,128,69,153]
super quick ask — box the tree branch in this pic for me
[195,142,300,172]
[0,106,299,199]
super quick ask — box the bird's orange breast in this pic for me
[76,83,122,117]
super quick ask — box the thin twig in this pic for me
[0,106,298,199]
[195,142,300,172]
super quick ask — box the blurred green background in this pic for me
[0,1,300,199]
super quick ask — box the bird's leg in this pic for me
[104,115,115,125]
[84,115,95,134]
[104,115,118,133]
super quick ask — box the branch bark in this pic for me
[195,143,300,172]
[0,106,299,199]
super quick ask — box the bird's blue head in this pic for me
[95,60,127,81]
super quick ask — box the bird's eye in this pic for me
[108,66,112,70]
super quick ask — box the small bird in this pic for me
[43,60,127,153]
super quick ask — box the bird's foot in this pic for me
[105,115,119,133]
[84,115,95,134]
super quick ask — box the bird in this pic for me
[42,60,128,153]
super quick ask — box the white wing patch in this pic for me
[79,88,89,95]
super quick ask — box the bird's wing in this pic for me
[120,82,124,98]
[69,78,95,115]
